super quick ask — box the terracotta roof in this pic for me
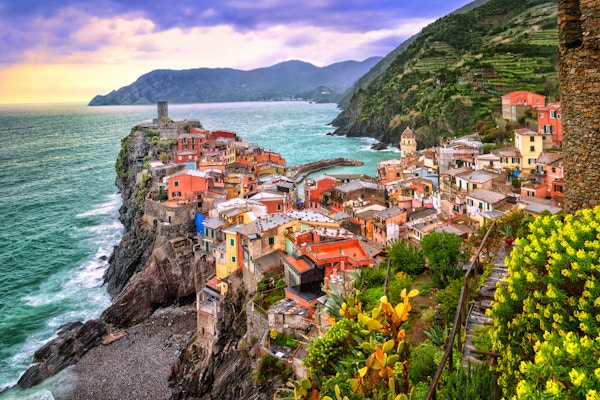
[283,255,314,274]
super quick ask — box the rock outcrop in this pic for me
[169,285,280,400]
[17,319,107,389]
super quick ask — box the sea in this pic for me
[0,101,398,399]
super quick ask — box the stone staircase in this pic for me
[462,243,511,367]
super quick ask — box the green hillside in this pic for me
[332,0,558,148]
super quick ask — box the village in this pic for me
[134,93,563,375]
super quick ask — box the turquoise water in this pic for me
[0,101,398,398]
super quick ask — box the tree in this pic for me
[387,241,424,277]
[489,207,600,398]
[420,231,468,288]
[159,152,170,163]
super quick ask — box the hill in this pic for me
[88,58,382,106]
[332,0,559,148]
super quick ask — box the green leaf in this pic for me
[300,378,312,390]
[382,339,395,353]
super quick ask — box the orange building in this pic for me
[167,169,210,203]
[501,91,546,122]
[303,175,339,210]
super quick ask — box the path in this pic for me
[462,242,511,367]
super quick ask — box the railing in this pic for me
[424,220,498,400]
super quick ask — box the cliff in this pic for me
[18,124,282,398]
[169,284,279,400]
[18,126,209,388]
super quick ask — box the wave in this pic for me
[76,193,121,218]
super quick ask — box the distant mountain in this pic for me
[332,0,559,148]
[88,58,382,106]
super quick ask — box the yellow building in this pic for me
[492,147,522,171]
[216,223,244,279]
[514,128,544,171]
[400,126,417,158]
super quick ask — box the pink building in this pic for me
[537,103,562,145]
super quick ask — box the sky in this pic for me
[0,0,474,104]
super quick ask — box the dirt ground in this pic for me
[406,274,438,344]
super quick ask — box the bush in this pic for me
[440,362,494,400]
[409,341,441,383]
[255,354,289,384]
[434,278,464,326]
[471,325,492,353]
[489,207,600,398]
[387,272,413,305]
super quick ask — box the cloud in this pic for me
[0,0,472,64]
[0,0,472,103]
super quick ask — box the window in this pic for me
[530,146,535,152]
[550,110,557,119]
[276,204,282,211]
[396,172,400,177]
[544,125,553,133]
[528,191,534,196]
[230,238,235,247]
[528,158,536,165]
[539,113,544,118]
[268,237,275,245]
[467,199,473,206]
[231,256,236,263]
[530,136,535,142]
[512,157,520,164]
[174,181,179,187]
[501,157,508,163]
[551,167,556,173]
[473,183,478,189]
[172,191,181,197]
[478,202,483,210]
[197,194,202,200]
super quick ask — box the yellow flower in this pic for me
[545,380,561,395]
[587,389,599,400]
[569,368,586,387]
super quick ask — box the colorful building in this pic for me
[537,102,562,146]
[501,91,546,122]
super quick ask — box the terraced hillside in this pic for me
[332,0,558,148]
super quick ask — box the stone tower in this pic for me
[400,126,417,158]
[558,0,600,213]
[157,101,169,121]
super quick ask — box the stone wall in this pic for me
[245,300,269,342]
[559,0,600,213]
[144,199,197,228]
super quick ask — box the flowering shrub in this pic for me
[488,207,600,398]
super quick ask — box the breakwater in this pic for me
[286,158,364,183]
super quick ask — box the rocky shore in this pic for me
[56,306,196,400]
